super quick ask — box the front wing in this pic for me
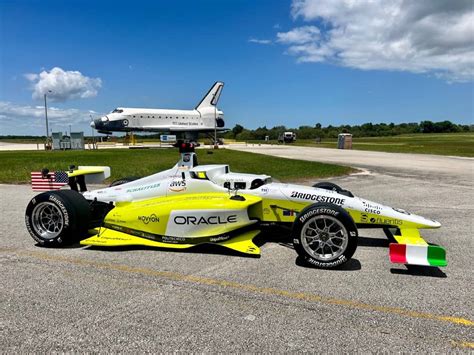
[386,228,447,267]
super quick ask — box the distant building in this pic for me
[52,132,85,150]
[70,132,84,149]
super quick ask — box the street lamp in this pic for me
[214,105,217,148]
[44,90,52,146]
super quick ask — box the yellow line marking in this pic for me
[451,341,474,349]
[4,248,474,327]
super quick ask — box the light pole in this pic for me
[44,90,52,146]
[214,106,217,148]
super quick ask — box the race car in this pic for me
[25,144,446,269]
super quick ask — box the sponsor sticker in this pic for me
[174,215,237,225]
[48,195,69,226]
[299,208,339,223]
[138,214,160,224]
[369,217,403,226]
[306,255,347,268]
[290,191,345,206]
[126,183,160,193]
[169,179,187,192]
[362,201,382,210]
[362,201,382,215]
[209,235,231,242]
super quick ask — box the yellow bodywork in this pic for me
[81,193,263,256]
[67,168,108,177]
[388,228,428,246]
[81,228,261,255]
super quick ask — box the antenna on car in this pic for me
[226,184,245,201]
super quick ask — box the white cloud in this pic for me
[276,0,474,82]
[248,38,273,45]
[277,26,320,44]
[0,101,99,127]
[24,67,102,101]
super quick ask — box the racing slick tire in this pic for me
[292,203,358,268]
[109,176,140,187]
[312,182,354,198]
[25,190,90,247]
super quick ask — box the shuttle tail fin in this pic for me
[195,82,224,110]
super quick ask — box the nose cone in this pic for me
[427,219,441,228]
[91,117,106,130]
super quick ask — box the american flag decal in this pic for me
[283,209,295,216]
[31,171,69,191]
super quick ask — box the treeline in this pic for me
[2,120,471,142]
[222,120,473,140]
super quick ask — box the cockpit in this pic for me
[188,165,272,190]
[111,108,124,113]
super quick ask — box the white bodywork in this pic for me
[90,82,225,136]
[83,153,440,229]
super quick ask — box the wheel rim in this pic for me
[301,215,348,261]
[31,202,64,239]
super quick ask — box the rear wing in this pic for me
[31,166,110,192]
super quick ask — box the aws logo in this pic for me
[169,179,187,192]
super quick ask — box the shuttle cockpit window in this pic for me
[112,108,124,113]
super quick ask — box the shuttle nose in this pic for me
[91,117,106,130]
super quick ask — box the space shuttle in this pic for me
[90,82,225,141]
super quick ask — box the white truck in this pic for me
[278,131,296,143]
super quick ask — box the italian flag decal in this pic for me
[389,243,447,267]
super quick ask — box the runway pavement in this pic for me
[0,147,473,352]
[227,143,474,185]
[0,142,45,151]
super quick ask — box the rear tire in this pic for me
[292,203,358,268]
[25,190,90,247]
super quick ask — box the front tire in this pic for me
[25,190,90,247]
[292,203,358,268]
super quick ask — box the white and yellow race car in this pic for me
[25,145,446,269]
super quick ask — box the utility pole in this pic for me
[214,106,217,148]
[44,90,52,149]
[44,93,49,142]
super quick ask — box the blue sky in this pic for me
[0,0,473,135]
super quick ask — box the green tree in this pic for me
[232,124,244,138]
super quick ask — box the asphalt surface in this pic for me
[1,147,473,352]
[228,143,474,185]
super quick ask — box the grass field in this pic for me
[253,133,474,157]
[0,148,352,184]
